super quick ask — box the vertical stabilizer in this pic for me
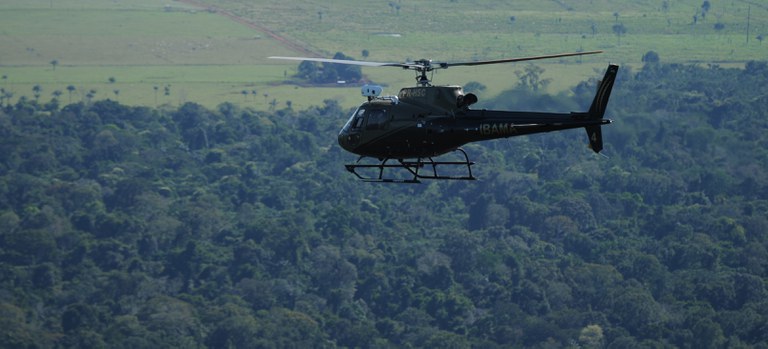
[587,64,619,119]
[584,64,618,153]
[586,125,604,152]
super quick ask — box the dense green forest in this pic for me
[1,61,768,348]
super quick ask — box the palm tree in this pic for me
[701,0,711,19]
[3,91,13,106]
[32,84,42,101]
[612,23,627,45]
[50,60,59,71]
[66,85,76,103]
[86,89,96,104]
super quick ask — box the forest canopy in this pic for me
[1,61,767,348]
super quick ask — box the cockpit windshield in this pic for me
[342,107,364,131]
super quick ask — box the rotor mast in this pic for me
[411,59,435,86]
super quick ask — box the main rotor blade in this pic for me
[270,50,602,72]
[440,50,603,68]
[268,56,414,68]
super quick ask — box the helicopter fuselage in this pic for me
[337,85,610,159]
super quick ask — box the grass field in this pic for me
[1,0,766,110]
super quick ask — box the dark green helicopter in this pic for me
[270,52,618,183]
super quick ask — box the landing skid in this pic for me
[345,148,476,183]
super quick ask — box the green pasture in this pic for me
[220,0,767,62]
[1,0,766,110]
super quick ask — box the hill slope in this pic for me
[1,61,767,347]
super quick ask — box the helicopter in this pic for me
[270,51,618,183]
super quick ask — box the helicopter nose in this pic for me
[338,132,360,152]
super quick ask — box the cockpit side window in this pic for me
[365,108,389,130]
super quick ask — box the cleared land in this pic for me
[1,0,766,109]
